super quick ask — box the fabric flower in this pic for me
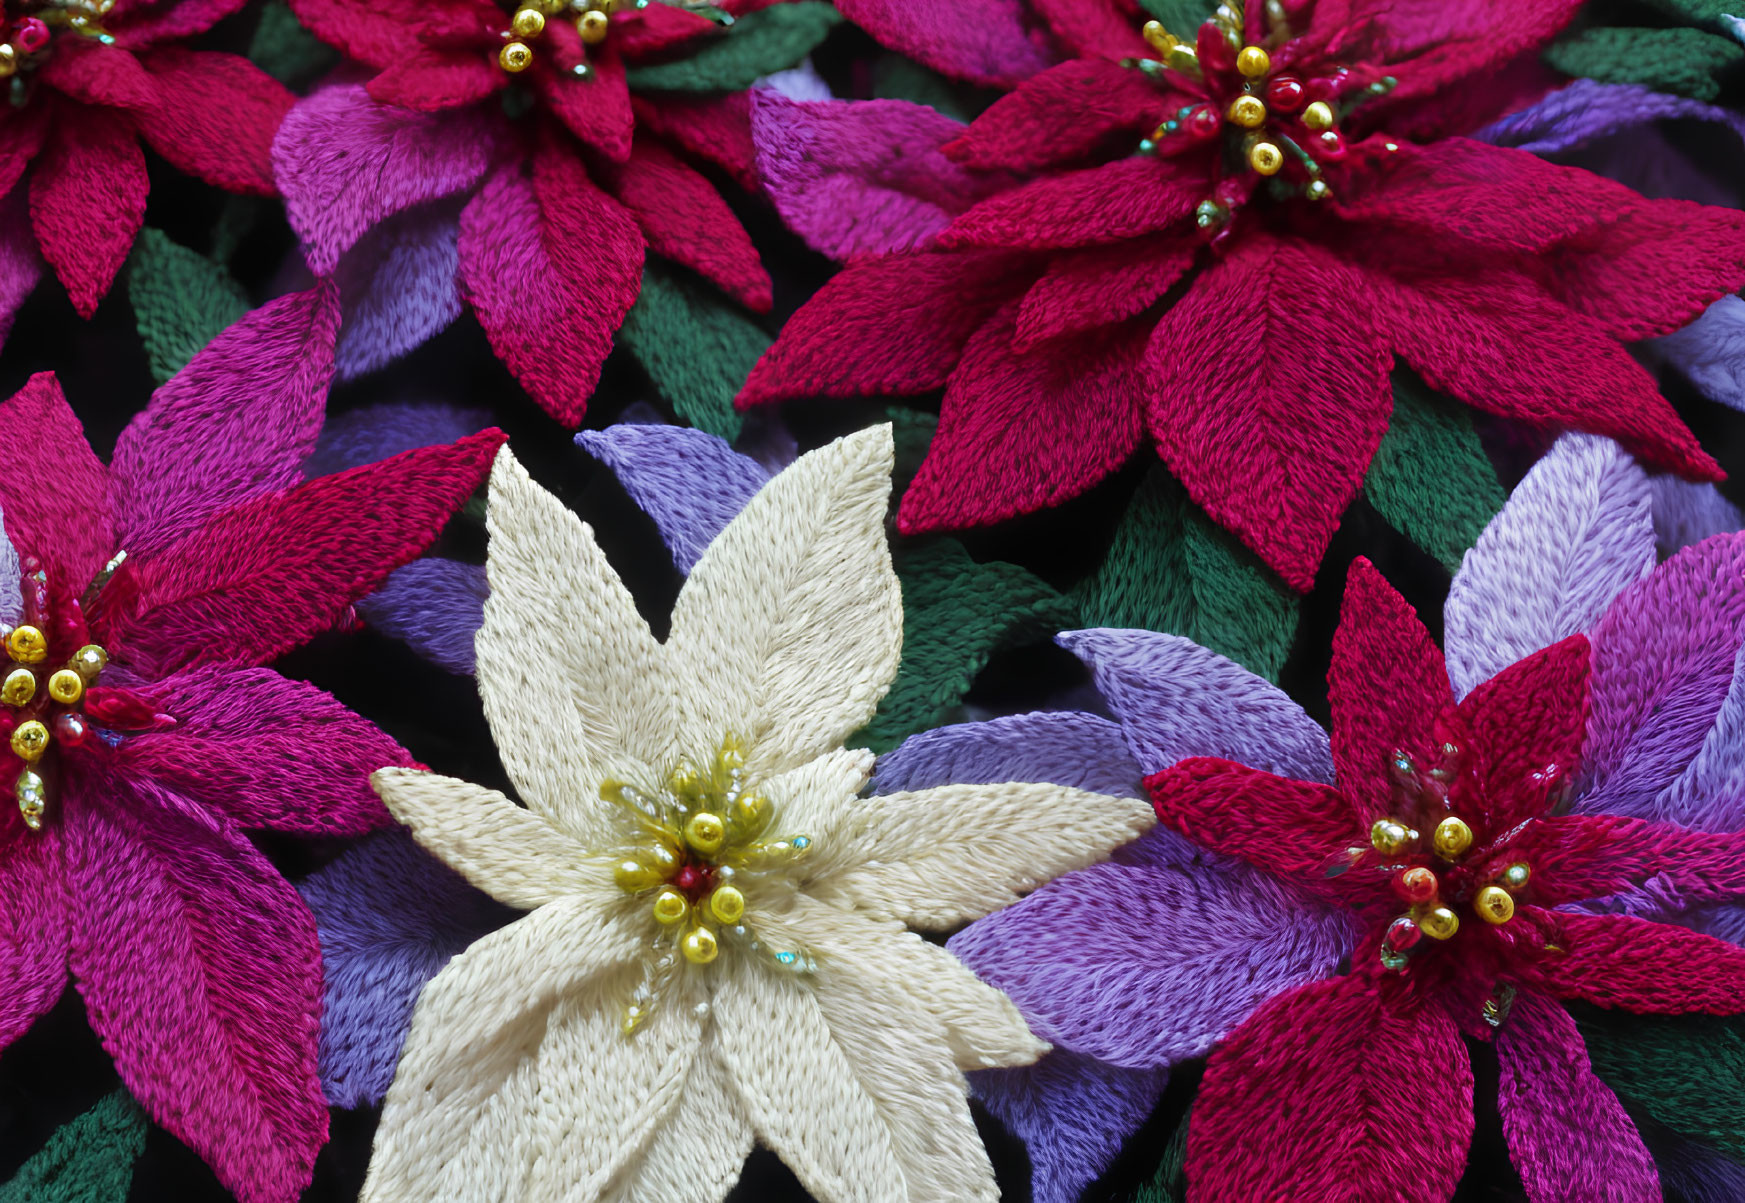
[0,0,295,327]
[272,0,836,422]
[0,283,503,1203]
[917,433,1745,1201]
[741,0,1745,590]
[358,426,1152,1201]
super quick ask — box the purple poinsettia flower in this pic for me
[0,284,503,1202]
[892,433,1745,1202]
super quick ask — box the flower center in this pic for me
[0,1,116,105]
[1362,740,1559,977]
[495,0,642,78]
[1128,1,1397,235]
[603,735,815,1033]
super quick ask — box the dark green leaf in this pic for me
[1073,465,1297,681]
[128,228,251,385]
[871,55,973,122]
[1546,26,1742,101]
[1136,0,1215,37]
[1647,0,1740,26]
[619,262,772,440]
[1363,373,1505,574]
[1574,1004,1745,1161]
[854,538,1077,752]
[0,1092,147,1203]
[884,405,938,498]
[624,1,841,92]
[1121,1104,1191,1203]
[248,0,337,88]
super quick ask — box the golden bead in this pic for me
[1475,885,1515,925]
[1501,862,1531,892]
[684,811,726,855]
[652,888,688,925]
[11,720,48,763]
[68,644,104,680]
[645,838,680,875]
[499,40,533,71]
[0,45,16,78]
[1248,141,1283,175]
[1419,905,1460,941]
[1236,44,1271,78]
[1141,19,1172,52]
[709,885,745,925]
[510,6,545,35]
[1165,43,1199,74]
[1304,179,1331,202]
[577,9,609,42]
[730,790,770,838]
[46,669,82,705]
[682,925,719,964]
[615,857,665,893]
[1369,818,1412,856]
[6,626,46,665]
[16,768,43,830]
[1,667,34,707]
[1431,816,1473,860]
[1227,95,1267,129]
[1302,100,1334,131]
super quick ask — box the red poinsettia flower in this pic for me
[0,0,294,320]
[278,0,824,422]
[740,0,1745,589]
[1147,557,1745,1198]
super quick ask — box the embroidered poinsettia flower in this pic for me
[272,0,837,421]
[901,434,1745,1201]
[0,284,504,1203]
[741,0,1745,590]
[358,426,1152,1201]
[0,0,295,328]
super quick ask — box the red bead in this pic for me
[1383,915,1422,954]
[1264,75,1306,112]
[1183,103,1221,140]
[674,864,701,892]
[52,713,88,747]
[1395,865,1438,904]
[1316,130,1347,160]
[13,18,47,52]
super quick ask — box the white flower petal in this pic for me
[712,957,906,1203]
[794,895,1045,1071]
[763,747,876,837]
[809,782,1154,929]
[665,426,901,778]
[374,768,608,910]
[477,445,675,838]
[601,1046,753,1203]
[362,896,646,1201]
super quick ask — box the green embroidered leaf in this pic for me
[1363,373,1505,574]
[0,1092,148,1203]
[855,538,1078,753]
[1574,1005,1745,1160]
[128,228,251,385]
[884,405,939,497]
[1647,0,1740,27]
[1123,1105,1191,1203]
[619,262,771,441]
[1073,466,1298,682]
[1546,26,1743,101]
[871,55,973,122]
[248,0,336,88]
[624,1,842,92]
[1136,0,1216,36]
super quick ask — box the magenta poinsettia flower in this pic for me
[273,0,828,422]
[0,284,503,1203]
[741,0,1745,589]
[0,0,295,325]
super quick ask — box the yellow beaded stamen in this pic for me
[497,0,644,78]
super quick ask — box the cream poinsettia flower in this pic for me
[359,426,1154,1203]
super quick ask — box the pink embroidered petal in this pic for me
[109,284,339,555]
[131,49,291,196]
[1145,232,1390,590]
[0,101,48,199]
[286,0,406,69]
[738,249,1032,406]
[111,0,251,45]
[38,40,156,110]
[831,0,1053,87]
[1549,199,1745,342]
[1014,237,1194,351]
[65,770,326,1203]
[1509,815,1745,910]
[118,666,408,835]
[534,29,633,163]
[1027,0,1148,62]
[1347,0,1581,108]
[0,373,114,591]
[614,1,716,56]
[1145,758,1358,896]
[898,310,1143,533]
[939,157,1200,250]
[94,429,504,675]
[1521,909,1745,1013]
[607,136,769,311]
[1458,635,1590,831]
[457,147,644,425]
[0,187,42,346]
[944,59,1167,173]
[0,819,67,1049]
[1186,973,1472,1202]
[274,84,501,275]
[366,47,502,112]
[753,92,1006,261]
[1494,990,1660,1203]
[28,104,147,318]
[632,93,757,192]
[1328,556,1454,823]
